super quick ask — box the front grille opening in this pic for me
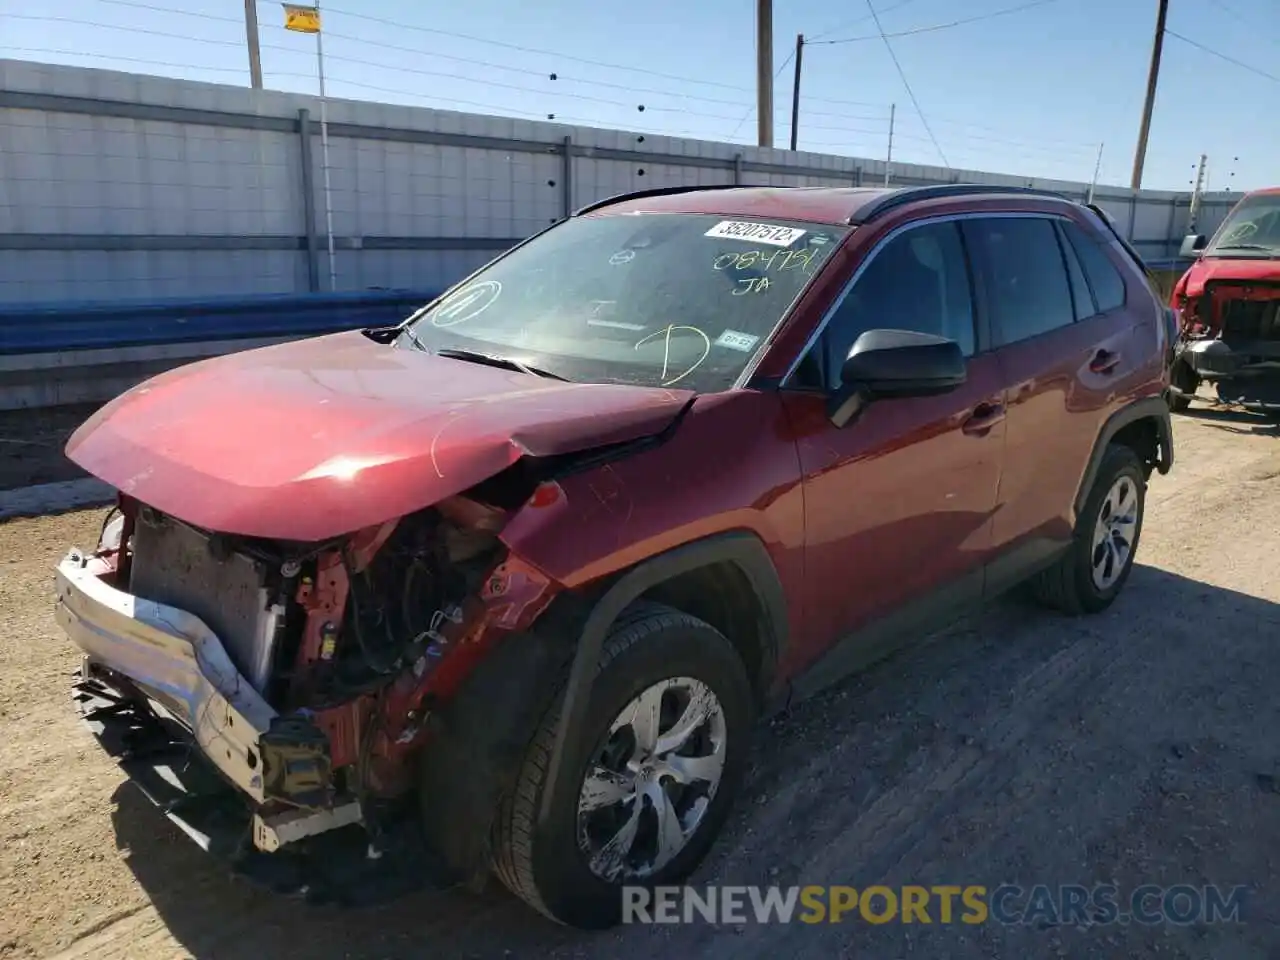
[1218,289,1280,344]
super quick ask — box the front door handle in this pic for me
[962,402,1006,436]
[1090,349,1121,374]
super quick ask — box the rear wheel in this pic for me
[1031,444,1146,615]
[492,601,754,928]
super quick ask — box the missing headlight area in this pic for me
[120,498,511,813]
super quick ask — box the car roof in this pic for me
[579,183,1080,227]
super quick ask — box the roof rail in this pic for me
[849,183,1074,225]
[573,184,745,217]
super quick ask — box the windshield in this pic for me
[397,212,847,391]
[1205,194,1280,257]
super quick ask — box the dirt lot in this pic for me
[2,409,1279,959]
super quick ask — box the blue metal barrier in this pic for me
[0,289,439,355]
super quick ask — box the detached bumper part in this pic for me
[1181,338,1237,378]
[74,674,451,904]
[55,549,275,802]
[57,549,461,901]
[57,552,344,826]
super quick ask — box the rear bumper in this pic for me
[54,549,275,802]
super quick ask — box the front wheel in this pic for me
[491,601,754,928]
[1031,444,1146,615]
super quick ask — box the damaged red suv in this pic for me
[55,183,1173,928]
[1170,186,1280,412]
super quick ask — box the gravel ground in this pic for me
[2,410,1279,959]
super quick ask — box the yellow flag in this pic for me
[283,3,321,33]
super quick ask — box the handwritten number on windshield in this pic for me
[635,324,712,387]
[713,247,822,274]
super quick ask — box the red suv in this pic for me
[54,183,1173,928]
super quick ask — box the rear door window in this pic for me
[1061,220,1127,313]
[962,217,1075,347]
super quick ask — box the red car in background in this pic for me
[1169,186,1280,413]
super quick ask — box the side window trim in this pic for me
[780,214,995,390]
[1052,219,1098,321]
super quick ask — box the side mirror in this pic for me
[827,329,966,428]
[1179,233,1207,258]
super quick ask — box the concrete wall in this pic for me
[0,58,1242,305]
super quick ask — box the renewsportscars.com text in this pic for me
[622,884,1248,926]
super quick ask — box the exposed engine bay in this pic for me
[78,486,560,876]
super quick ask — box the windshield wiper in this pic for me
[1213,243,1274,252]
[397,325,432,352]
[435,348,569,381]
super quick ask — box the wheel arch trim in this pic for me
[1073,395,1174,522]
[536,530,788,827]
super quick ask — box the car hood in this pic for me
[67,331,693,540]
[1181,256,1280,297]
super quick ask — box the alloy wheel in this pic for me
[1090,474,1139,590]
[576,676,727,882]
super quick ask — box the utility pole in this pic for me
[1087,142,1104,204]
[884,103,896,185]
[789,34,804,150]
[1188,152,1207,231]
[756,0,774,148]
[1130,0,1169,190]
[243,0,263,89]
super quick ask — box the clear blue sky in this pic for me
[1,0,1276,191]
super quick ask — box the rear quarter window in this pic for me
[1061,220,1127,314]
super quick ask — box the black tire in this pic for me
[1168,359,1198,413]
[491,601,754,928]
[1031,444,1146,615]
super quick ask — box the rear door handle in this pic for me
[1090,349,1121,374]
[962,402,1006,436]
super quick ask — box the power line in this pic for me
[3,2,1101,162]
[813,0,1061,45]
[0,45,312,81]
[86,0,904,116]
[901,113,1097,148]
[320,74,700,133]
[1203,0,1280,44]
[889,119,1095,152]
[0,13,757,124]
[863,0,950,167]
[266,0,886,108]
[1164,28,1280,83]
[0,12,245,48]
[92,0,772,112]
[0,40,1086,157]
[807,0,928,43]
